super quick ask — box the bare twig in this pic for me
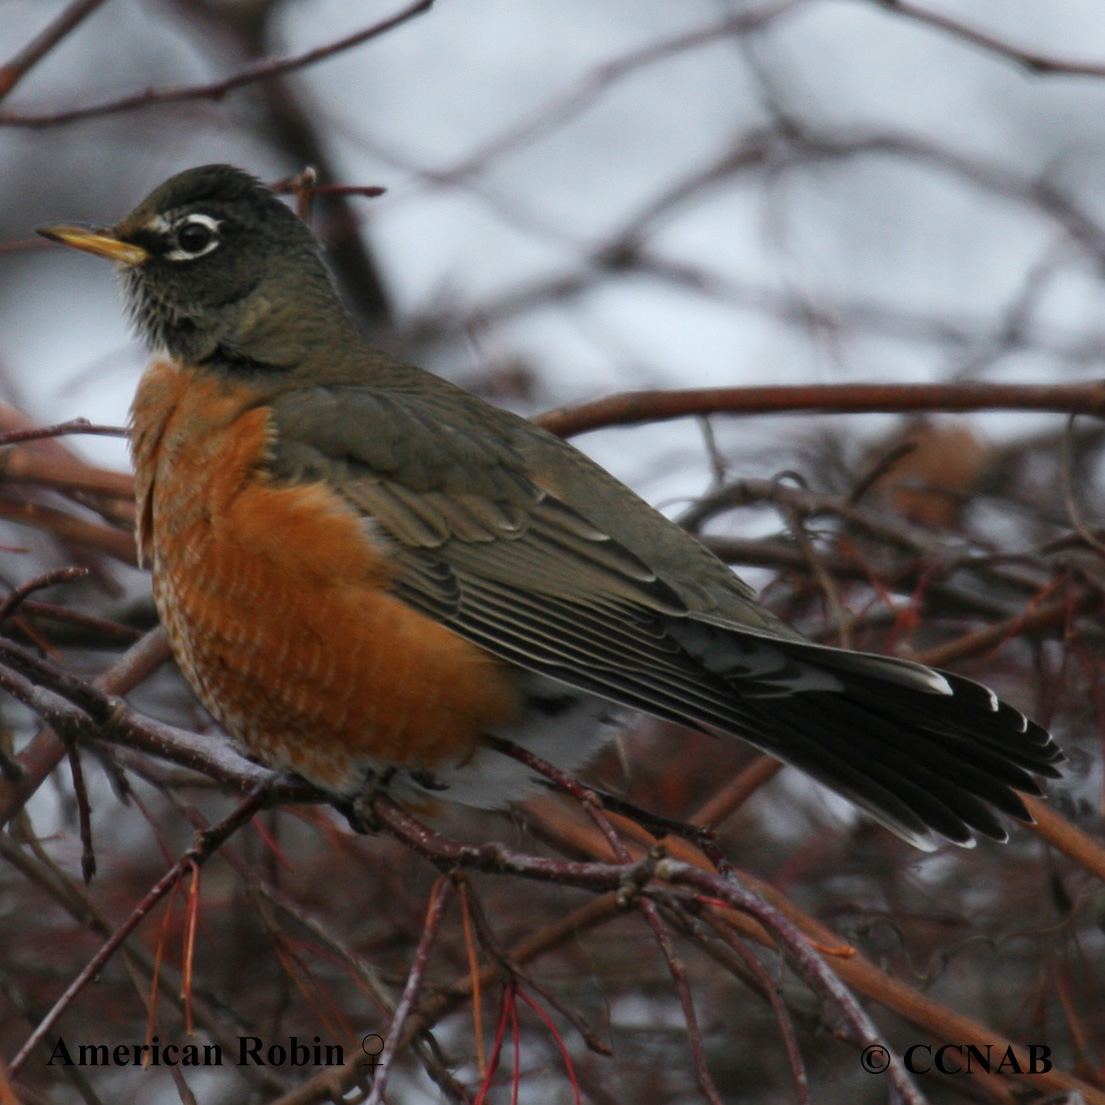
[437,2,800,183]
[0,627,172,828]
[64,740,95,882]
[699,914,811,1105]
[913,587,1099,669]
[365,875,457,1105]
[0,566,88,622]
[872,0,1105,80]
[490,736,725,1102]
[0,419,127,447]
[0,0,435,128]
[10,786,268,1074]
[0,0,112,101]
[0,499,136,564]
[536,381,1105,438]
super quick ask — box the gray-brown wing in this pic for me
[267,383,1064,848]
[267,384,789,732]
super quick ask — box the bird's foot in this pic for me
[346,767,398,833]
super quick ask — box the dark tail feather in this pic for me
[684,628,1064,850]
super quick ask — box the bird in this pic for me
[38,164,1063,850]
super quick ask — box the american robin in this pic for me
[39,164,1062,849]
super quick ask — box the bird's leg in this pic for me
[347,766,398,833]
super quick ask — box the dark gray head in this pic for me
[39,164,358,371]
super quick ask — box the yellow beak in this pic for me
[37,223,149,266]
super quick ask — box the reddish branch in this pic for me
[536,380,1105,437]
[0,419,127,447]
[1,619,1102,1103]
[14,598,145,644]
[698,912,811,1103]
[0,566,88,622]
[2,388,1103,1102]
[1024,797,1105,885]
[0,445,133,500]
[914,590,1101,669]
[492,737,725,1103]
[9,786,269,1075]
[0,500,136,564]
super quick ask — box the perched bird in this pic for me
[39,165,1062,850]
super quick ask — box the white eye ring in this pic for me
[167,213,221,261]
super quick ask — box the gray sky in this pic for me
[5,0,1105,501]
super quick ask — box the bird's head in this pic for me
[38,164,355,372]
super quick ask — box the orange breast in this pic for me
[130,361,522,792]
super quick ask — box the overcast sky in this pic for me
[5,0,1105,506]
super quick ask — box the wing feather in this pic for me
[266,383,1064,846]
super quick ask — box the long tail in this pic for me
[667,619,1064,849]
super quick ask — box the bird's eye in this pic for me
[167,214,221,260]
[178,222,213,253]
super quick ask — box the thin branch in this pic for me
[535,381,1105,438]
[0,628,172,829]
[10,786,268,1074]
[64,740,95,882]
[1061,414,1105,563]
[365,876,457,1105]
[0,499,136,565]
[491,736,724,1102]
[0,419,127,447]
[1023,795,1105,885]
[699,914,811,1105]
[913,587,1100,669]
[0,831,279,1097]
[15,599,145,645]
[0,445,133,499]
[872,0,1105,79]
[436,1,800,183]
[0,566,88,622]
[0,0,112,101]
[0,0,435,129]
[691,756,784,832]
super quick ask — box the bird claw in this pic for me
[346,767,398,833]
